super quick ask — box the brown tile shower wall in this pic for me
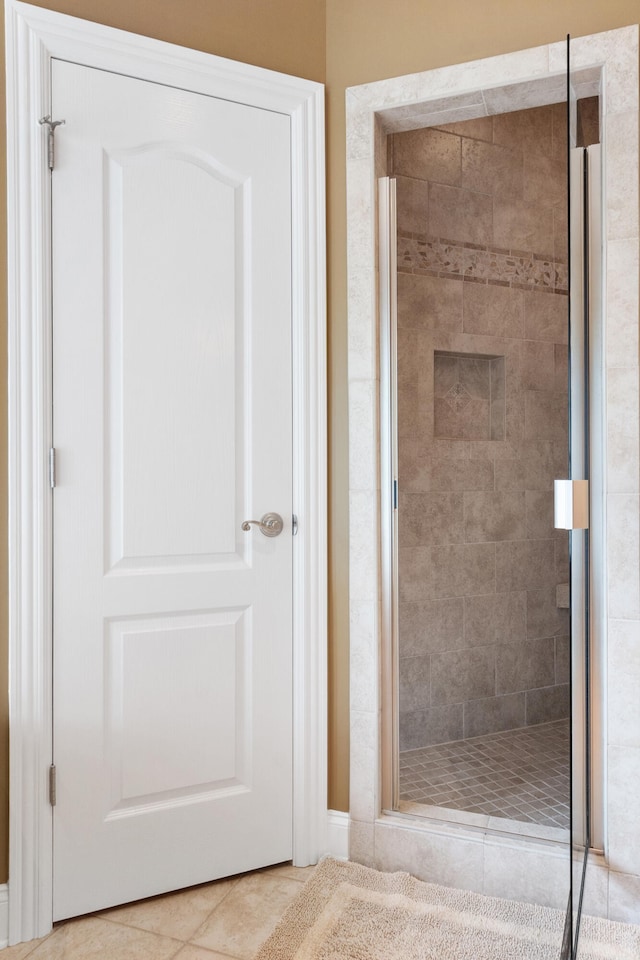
[394,105,571,751]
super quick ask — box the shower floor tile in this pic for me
[399,719,570,829]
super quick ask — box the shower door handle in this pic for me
[554,479,589,530]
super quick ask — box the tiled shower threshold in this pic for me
[398,719,570,842]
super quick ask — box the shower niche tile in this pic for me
[434,350,505,441]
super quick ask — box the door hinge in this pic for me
[49,447,56,489]
[292,514,298,536]
[38,116,65,171]
[49,764,57,807]
[393,478,398,510]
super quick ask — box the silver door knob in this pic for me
[241,512,284,538]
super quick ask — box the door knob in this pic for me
[241,512,284,538]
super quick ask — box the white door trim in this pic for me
[5,0,327,943]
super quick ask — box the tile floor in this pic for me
[399,719,570,829]
[0,862,314,959]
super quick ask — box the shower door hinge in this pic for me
[393,478,398,510]
[38,116,65,171]
[292,514,298,536]
[49,447,56,489]
[49,764,57,807]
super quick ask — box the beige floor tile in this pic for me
[98,878,237,941]
[190,873,303,959]
[0,941,48,959]
[261,863,315,882]
[26,916,182,960]
[173,947,236,960]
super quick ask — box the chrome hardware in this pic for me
[49,447,56,489]
[554,479,589,530]
[292,514,298,536]
[38,116,65,170]
[49,764,57,807]
[241,512,284,538]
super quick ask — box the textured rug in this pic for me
[256,858,640,960]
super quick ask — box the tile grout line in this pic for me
[186,870,307,949]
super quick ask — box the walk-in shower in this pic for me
[378,88,602,958]
[347,23,639,960]
[385,101,600,832]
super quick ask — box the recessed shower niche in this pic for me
[433,351,505,441]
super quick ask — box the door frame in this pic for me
[5,0,327,944]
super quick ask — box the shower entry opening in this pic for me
[378,76,602,959]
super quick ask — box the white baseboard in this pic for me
[0,883,8,948]
[326,810,349,860]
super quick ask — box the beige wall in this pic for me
[24,0,326,80]
[0,0,637,887]
[325,0,640,813]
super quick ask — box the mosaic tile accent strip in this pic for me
[399,719,569,829]
[398,233,568,293]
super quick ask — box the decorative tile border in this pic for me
[398,233,568,292]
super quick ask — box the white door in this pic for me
[51,58,293,920]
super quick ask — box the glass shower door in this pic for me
[561,34,600,960]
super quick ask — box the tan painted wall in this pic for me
[24,0,326,81]
[325,0,640,814]
[0,0,325,886]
